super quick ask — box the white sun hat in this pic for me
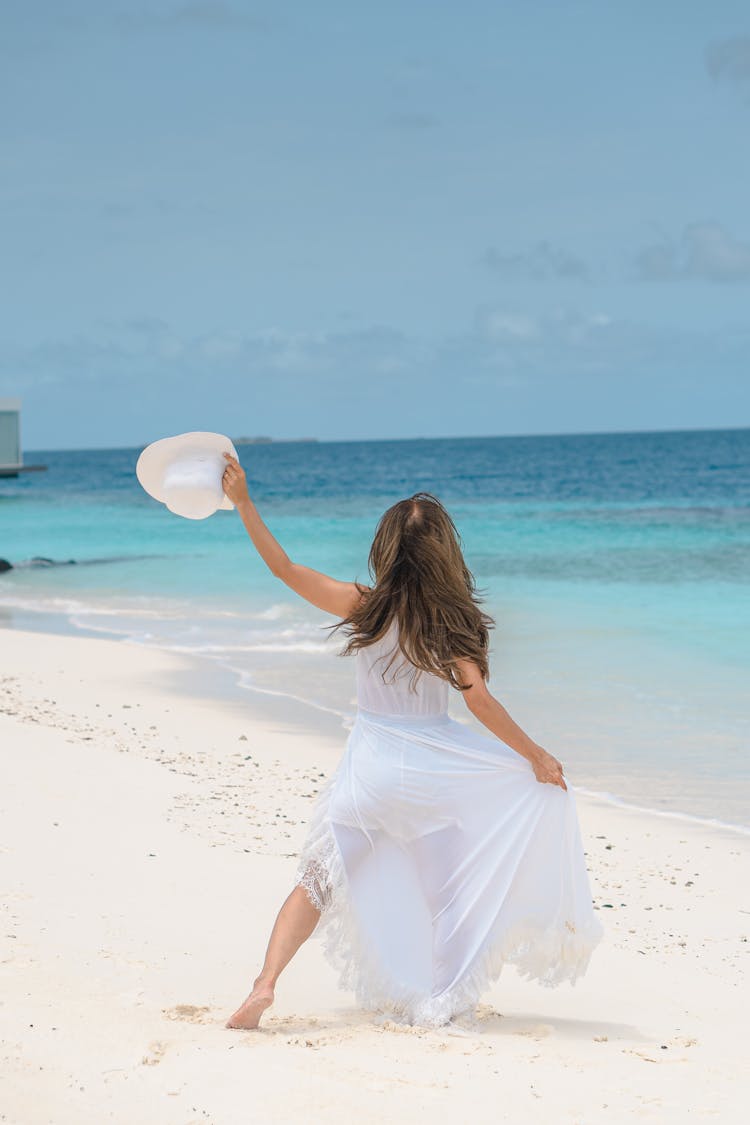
[136,431,240,520]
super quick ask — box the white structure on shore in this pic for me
[0,398,46,478]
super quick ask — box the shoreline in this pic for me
[1,611,749,839]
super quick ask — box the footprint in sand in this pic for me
[372,1018,478,1041]
[279,1019,348,1049]
[163,1004,213,1024]
[472,1006,504,1032]
[373,1018,429,1037]
[286,1036,327,1049]
[515,1023,554,1040]
[141,1040,168,1066]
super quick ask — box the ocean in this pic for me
[1,428,748,830]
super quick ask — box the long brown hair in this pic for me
[329,492,495,692]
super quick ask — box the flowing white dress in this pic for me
[294,619,604,1028]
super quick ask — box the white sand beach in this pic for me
[1,626,747,1124]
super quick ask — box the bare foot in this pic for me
[225,979,275,1030]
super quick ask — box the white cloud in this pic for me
[481,240,590,282]
[683,222,750,281]
[481,311,540,342]
[2,322,416,391]
[705,36,750,84]
[4,306,745,418]
[635,222,750,283]
[474,306,612,350]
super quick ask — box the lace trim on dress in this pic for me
[293,772,605,1030]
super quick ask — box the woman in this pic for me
[222,453,603,1031]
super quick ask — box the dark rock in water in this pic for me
[0,558,12,573]
[29,557,77,567]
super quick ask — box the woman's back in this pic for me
[355,618,450,719]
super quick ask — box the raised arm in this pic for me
[452,656,567,790]
[221,453,367,619]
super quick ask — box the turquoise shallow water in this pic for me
[1,429,748,828]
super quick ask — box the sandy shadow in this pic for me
[475,1007,647,1043]
[165,1000,646,1047]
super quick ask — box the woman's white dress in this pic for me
[294,620,603,1028]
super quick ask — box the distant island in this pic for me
[232,436,319,445]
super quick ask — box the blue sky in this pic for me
[2,1,749,448]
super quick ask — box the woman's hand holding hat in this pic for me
[222,452,250,508]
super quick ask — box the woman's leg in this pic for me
[226,884,321,1029]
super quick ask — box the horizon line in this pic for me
[23,421,750,455]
